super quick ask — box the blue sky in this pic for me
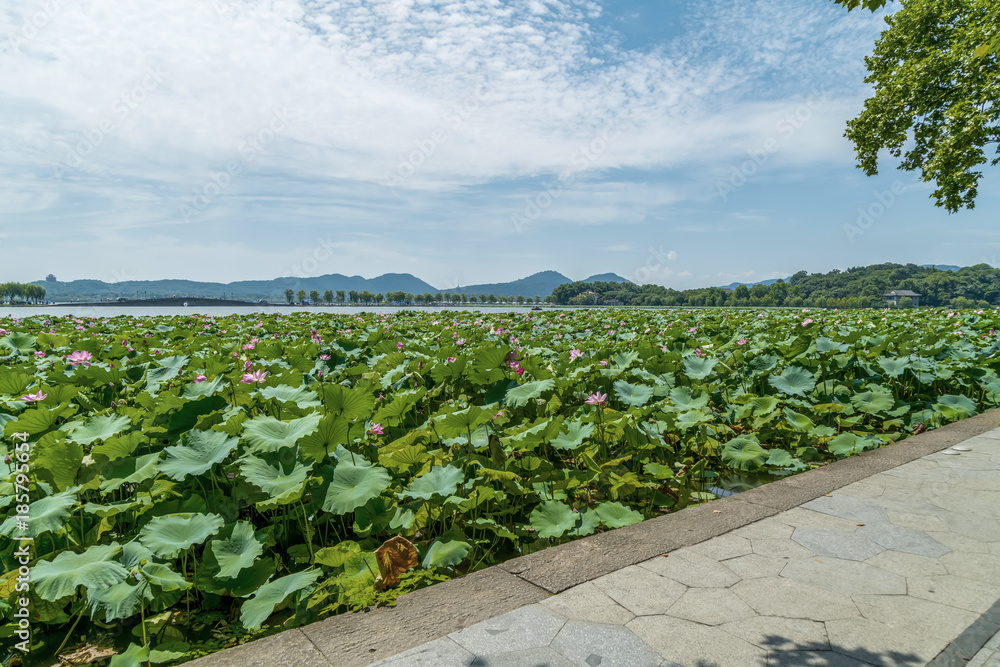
[2,0,998,290]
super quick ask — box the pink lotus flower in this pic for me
[34,351,45,358]
[599,360,609,366]
[66,350,93,367]
[21,391,47,402]
[801,319,814,327]
[737,339,748,346]
[319,354,331,361]
[241,369,268,384]
[195,374,207,383]
[585,391,608,407]
[244,360,253,370]
[446,356,456,363]
[367,423,384,436]
[569,349,583,361]
[397,342,404,350]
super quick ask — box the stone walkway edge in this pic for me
[188,409,1000,667]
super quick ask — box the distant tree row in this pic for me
[552,264,1000,309]
[0,282,47,303]
[282,288,545,306]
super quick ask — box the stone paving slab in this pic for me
[190,409,1000,667]
[364,424,1000,666]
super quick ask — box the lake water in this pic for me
[0,304,551,319]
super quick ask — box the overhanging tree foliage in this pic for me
[836,0,999,212]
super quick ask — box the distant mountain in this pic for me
[921,264,961,272]
[719,277,786,291]
[584,273,630,284]
[33,270,630,302]
[36,273,439,302]
[443,271,632,298]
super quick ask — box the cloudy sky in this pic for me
[2,0,998,290]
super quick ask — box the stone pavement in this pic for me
[368,429,1000,667]
[189,412,1000,667]
[967,630,1000,667]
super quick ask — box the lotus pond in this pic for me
[2,307,999,665]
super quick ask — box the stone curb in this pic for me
[928,598,1000,667]
[188,408,1000,667]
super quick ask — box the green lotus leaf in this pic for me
[935,394,977,419]
[683,356,718,380]
[242,413,322,453]
[182,375,225,398]
[156,355,190,371]
[613,380,654,407]
[436,405,490,438]
[299,415,351,463]
[119,542,156,569]
[100,453,161,492]
[504,379,556,408]
[769,366,817,397]
[31,434,83,491]
[0,490,77,538]
[140,562,191,591]
[342,551,380,585]
[239,455,312,506]
[167,395,227,437]
[87,579,153,622]
[62,414,132,445]
[0,331,37,355]
[33,544,129,601]
[313,541,360,568]
[399,465,464,501]
[259,385,322,409]
[595,501,643,529]
[668,386,709,411]
[5,405,76,437]
[748,354,779,375]
[160,429,240,480]
[420,538,471,569]
[550,420,595,451]
[816,337,849,354]
[211,522,265,579]
[747,397,780,417]
[828,433,866,457]
[320,384,375,422]
[0,369,32,395]
[529,500,577,538]
[139,513,225,559]
[239,569,322,631]
[782,408,815,431]
[721,435,769,471]
[321,458,391,514]
[676,409,713,431]
[877,357,909,378]
[851,389,894,414]
[109,643,150,667]
[149,646,189,664]
[765,448,798,468]
[567,507,602,537]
